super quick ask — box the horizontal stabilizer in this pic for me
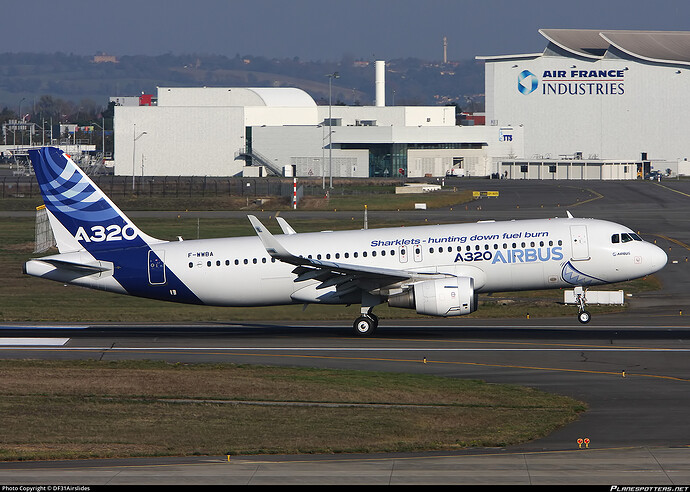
[39,258,113,274]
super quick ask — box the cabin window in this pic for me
[207,261,212,267]
[262,258,267,263]
[188,262,193,268]
[354,252,358,258]
[335,253,340,259]
[372,251,377,257]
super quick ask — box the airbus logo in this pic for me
[518,70,538,95]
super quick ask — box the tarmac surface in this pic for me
[1,177,689,485]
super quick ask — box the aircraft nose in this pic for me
[649,244,668,272]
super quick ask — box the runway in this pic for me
[1,317,690,484]
[2,178,689,484]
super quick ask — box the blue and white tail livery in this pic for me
[29,147,160,254]
[24,146,667,335]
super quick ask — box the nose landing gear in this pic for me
[574,287,591,324]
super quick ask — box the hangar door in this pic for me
[569,225,590,261]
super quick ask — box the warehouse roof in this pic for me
[478,29,690,66]
[540,29,690,65]
[156,87,316,108]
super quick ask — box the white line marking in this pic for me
[0,338,70,346]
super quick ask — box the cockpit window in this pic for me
[611,234,619,243]
[630,233,642,241]
[621,233,633,243]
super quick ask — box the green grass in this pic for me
[0,360,586,460]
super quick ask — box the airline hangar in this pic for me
[478,29,690,177]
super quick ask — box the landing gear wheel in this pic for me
[578,310,591,324]
[353,315,377,336]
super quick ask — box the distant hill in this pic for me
[0,52,485,114]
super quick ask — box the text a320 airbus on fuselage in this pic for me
[23,147,667,335]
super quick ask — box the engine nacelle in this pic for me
[387,277,477,317]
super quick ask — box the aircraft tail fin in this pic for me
[28,147,163,254]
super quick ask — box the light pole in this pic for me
[326,72,339,189]
[91,118,105,158]
[132,124,147,192]
[17,98,25,147]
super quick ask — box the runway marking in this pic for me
[3,346,690,352]
[652,233,690,252]
[568,188,603,207]
[0,338,69,346]
[654,182,690,198]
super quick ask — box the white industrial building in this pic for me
[478,29,690,177]
[112,62,523,179]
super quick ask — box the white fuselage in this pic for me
[127,217,665,306]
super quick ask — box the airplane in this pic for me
[23,147,667,336]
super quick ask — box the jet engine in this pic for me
[387,277,477,317]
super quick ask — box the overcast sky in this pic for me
[5,0,690,61]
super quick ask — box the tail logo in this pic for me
[33,147,120,222]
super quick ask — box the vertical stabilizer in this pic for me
[28,147,162,254]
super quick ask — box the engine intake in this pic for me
[387,277,477,317]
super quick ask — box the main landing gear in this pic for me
[353,312,379,336]
[353,292,381,336]
[574,286,591,324]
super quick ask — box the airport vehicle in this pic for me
[23,147,667,335]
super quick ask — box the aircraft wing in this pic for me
[248,215,445,290]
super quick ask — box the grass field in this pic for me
[0,360,586,460]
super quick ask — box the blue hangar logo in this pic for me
[517,70,538,95]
